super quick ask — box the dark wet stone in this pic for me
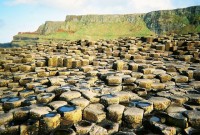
[51,129,75,135]
[150,116,161,123]
[183,110,200,128]
[78,120,92,127]
[75,120,94,134]
[167,112,188,128]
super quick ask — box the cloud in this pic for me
[6,0,87,9]
[128,0,174,13]
[6,0,176,14]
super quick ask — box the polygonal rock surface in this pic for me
[123,107,144,128]
[107,104,125,122]
[83,103,106,123]
[183,110,200,128]
[149,97,171,111]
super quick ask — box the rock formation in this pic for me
[0,33,200,134]
[11,6,200,46]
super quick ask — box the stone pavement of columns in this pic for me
[0,33,200,134]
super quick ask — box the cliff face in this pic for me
[37,21,67,35]
[65,14,144,23]
[12,6,200,46]
[37,14,145,35]
[36,6,200,35]
[144,6,200,34]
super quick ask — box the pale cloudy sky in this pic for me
[0,0,200,43]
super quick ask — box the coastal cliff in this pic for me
[12,6,200,46]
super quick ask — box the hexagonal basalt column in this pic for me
[107,104,125,122]
[193,70,200,81]
[19,89,35,97]
[158,74,172,83]
[75,120,95,135]
[183,110,200,128]
[60,91,81,102]
[39,112,61,135]
[149,97,171,111]
[98,120,119,135]
[167,112,188,128]
[63,57,73,68]
[0,112,13,126]
[129,100,153,115]
[187,94,200,105]
[137,79,153,89]
[106,76,122,86]
[173,75,188,83]
[48,56,58,67]
[34,85,47,94]
[81,90,99,103]
[19,65,32,72]
[37,93,55,104]
[129,63,139,72]
[70,98,90,110]
[19,78,34,86]
[72,60,82,68]
[89,125,108,135]
[20,119,40,135]
[114,91,130,103]
[113,60,124,71]
[49,77,65,86]
[0,79,10,87]
[57,105,82,126]
[48,101,68,110]
[30,106,51,120]
[83,103,106,123]
[151,83,166,91]
[10,106,30,121]
[22,95,37,106]
[123,107,144,128]
[100,94,119,106]
[3,97,24,111]
[81,59,90,66]
[0,124,19,135]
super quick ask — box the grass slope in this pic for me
[15,18,154,42]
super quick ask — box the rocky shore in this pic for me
[0,33,200,134]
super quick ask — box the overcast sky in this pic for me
[0,0,200,43]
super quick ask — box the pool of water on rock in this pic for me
[137,102,152,108]
[26,95,36,100]
[58,105,76,112]
[0,97,10,103]
[149,116,161,123]
[44,112,57,117]
[7,97,21,102]
[104,94,115,98]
